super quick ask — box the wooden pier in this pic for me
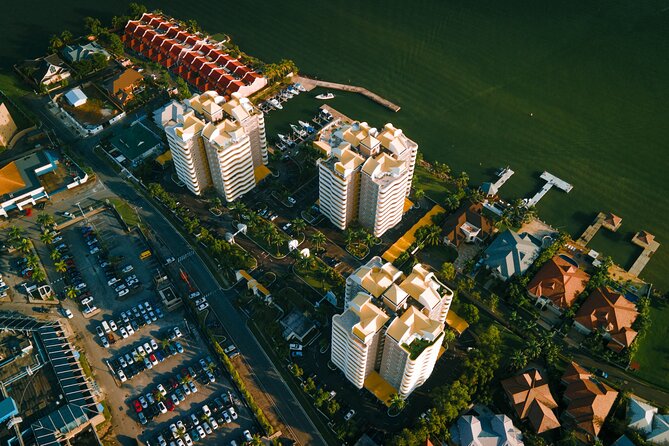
[628,231,660,277]
[525,171,573,207]
[294,75,401,112]
[577,212,622,246]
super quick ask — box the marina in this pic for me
[294,75,401,112]
[524,171,573,207]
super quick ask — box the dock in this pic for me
[294,75,401,112]
[628,231,660,277]
[525,171,573,207]
[493,166,514,190]
[577,211,622,246]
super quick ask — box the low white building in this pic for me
[64,88,87,108]
[628,397,669,445]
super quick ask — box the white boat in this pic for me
[278,133,292,144]
[294,83,306,92]
[298,120,311,129]
[315,92,335,100]
[291,124,307,137]
[269,98,283,110]
[288,86,300,95]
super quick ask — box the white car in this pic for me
[189,291,201,299]
[90,247,100,254]
[202,405,211,417]
[243,430,253,442]
[120,311,129,323]
[170,423,178,439]
[174,327,183,338]
[124,353,134,365]
[118,356,127,368]
[170,393,179,406]
[118,289,129,297]
[165,257,175,264]
[144,358,152,370]
[75,282,87,291]
[209,418,219,430]
[195,297,207,306]
[109,320,118,331]
[126,324,135,336]
[122,265,134,273]
[157,401,167,414]
[101,336,109,348]
[196,302,209,311]
[190,413,199,426]
[183,433,193,446]
[143,342,153,354]
[196,426,206,439]
[344,409,356,421]
[62,308,73,318]
[202,422,212,435]
[157,384,167,396]
[117,370,127,382]
[107,277,119,286]
[150,339,158,351]
[115,284,127,293]
[229,407,238,420]
[222,411,231,424]
[137,346,146,356]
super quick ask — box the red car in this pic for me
[133,400,142,413]
[165,400,175,411]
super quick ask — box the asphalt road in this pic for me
[25,97,327,445]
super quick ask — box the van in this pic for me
[101,321,111,333]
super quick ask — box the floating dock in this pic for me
[295,75,401,112]
[525,171,573,207]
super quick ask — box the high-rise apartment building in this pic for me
[317,121,418,237]
[164,91,266,200]
[332,257,454,398]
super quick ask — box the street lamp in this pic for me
[75,202,86,221]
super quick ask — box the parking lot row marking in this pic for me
[177,251,195,263]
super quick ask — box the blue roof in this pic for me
[483,230,542,280]
[0,397,18,424]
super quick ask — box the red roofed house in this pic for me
[573,287,639,352]
[501,369,560,433]
[442,202,494,248]
[527,255,590,314]
[561,362,618,440]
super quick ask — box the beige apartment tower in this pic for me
[332,257,453,398]
[164,91,266,201]
[317,121,418,237]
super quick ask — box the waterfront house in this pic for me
[501,369,560,433]
[62,42,110,63]
[107,68,144,106]
[450,412,524,446]
[527,255,590,313]
[627,397,669,444]
[573,287,638,352]
[561,362,618,441]
[442,202,493,247]
[482,230,542,281]
[28,54,71,87]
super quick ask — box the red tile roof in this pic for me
[574,287,638,343]
[527,256,590,309]
[501,370,560,433]
[562,362,618,437]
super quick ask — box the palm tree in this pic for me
[228,201,247,221]
[414,188,425,201]
[468,187,485,204]
[420,225,442,247]
[310,231,326,252]
[54,260,67,273]
[249,435,263,446]
[389,393,406,412]
[344,228,355,246]
[210,197,222,210]
[8,226,24,244]
[65,286,78,300]
[37,213,55,228]
[31,269,46,284]
[18,238,32,254]
[509,350,528,371]
[295,254,312,271]
[40,231,54,245]
[50,249,62,261]
[26,255,40,270]
[291,218,307,235]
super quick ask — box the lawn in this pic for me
[633,299,669,390]
[109,198,140,228]
[294,258,344,296]
[417,244,458,270]
[413,164,452,204]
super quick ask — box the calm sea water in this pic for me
[2,0,668,289]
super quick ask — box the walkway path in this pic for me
[294,75,401,112]
[525,171,573,207]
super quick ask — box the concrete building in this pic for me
[165,110,210,195]
[0,103,18,147]
[317,121,418,237]
[164,91,267,200]
[202,119,256,202]
[332,257,453,398]
[331,293,390,389]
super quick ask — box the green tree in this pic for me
[509,349,528,371]
[37,212,55,228]
[31,269,46,284]
[467,187,485,204]
[417,224,442,247]
[40,231,54,245]
[106,33,124,56]
[65,286,78,300]
[18,238,32,254]
[439,262,456,281]
[460,303,479,324]
[228,201,248,221]
[129,2,147,18]
[50,249,62,261]
[60,30,74,44]
[54,260,67,274]
[290,218,307,235]
[389,393,407,412]
[8,226,24,244]
[249,435,263,446]
[414,188,425,201]
[326,398,340,417]
[176,76,191,99]
[314,389,329,408]
[84,17,103,36]
[49,35,64,53]
[91,52,108,70]
[309,231,326,252]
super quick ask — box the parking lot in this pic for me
[49,210,258,445]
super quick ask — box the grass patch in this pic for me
[109,197,140,228]
[414,164,453,203]
[78,351,93,379]
[294,257,344,295]
[633,300,669,390]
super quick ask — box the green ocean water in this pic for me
[1,0,668,289]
